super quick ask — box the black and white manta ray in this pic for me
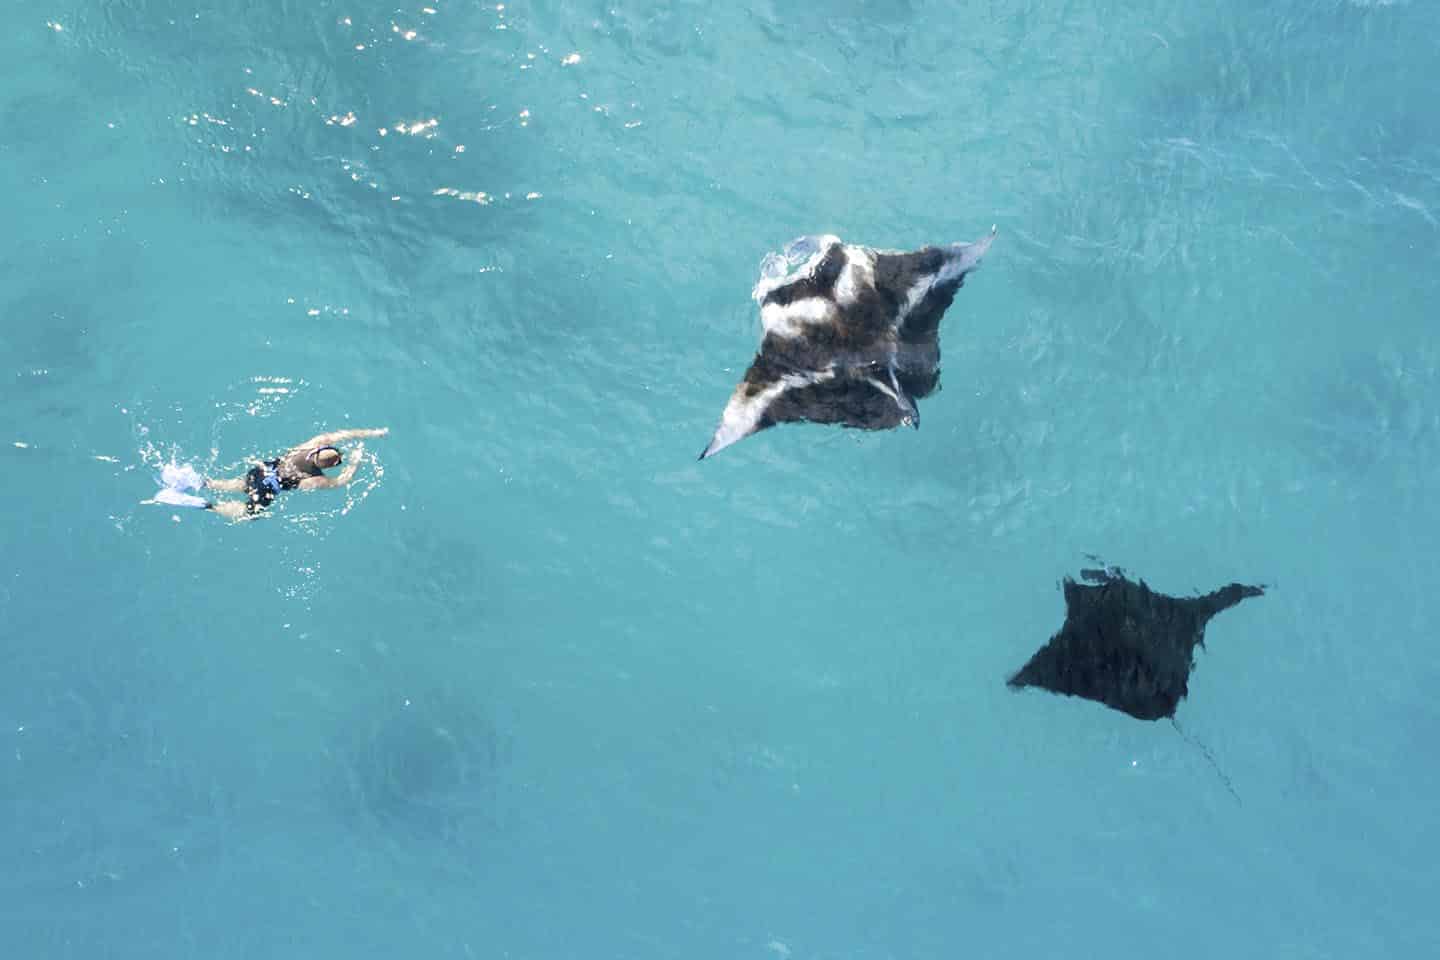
[698,227,997,460]
[1008,566,1265,721]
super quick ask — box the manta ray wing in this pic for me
[697,351,915,461]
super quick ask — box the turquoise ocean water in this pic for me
[3,1,1438,956]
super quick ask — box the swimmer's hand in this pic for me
[335,443,364,486]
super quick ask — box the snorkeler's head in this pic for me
[312,446,342,469]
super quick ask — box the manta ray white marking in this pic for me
[834,247,876,306]
[759,297,835,339]
[700,225,997,460]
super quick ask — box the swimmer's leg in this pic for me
[205,476,247,493]
[209,500,251,521]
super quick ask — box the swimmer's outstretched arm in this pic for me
[298,427,388,449]
[299,444,364,490]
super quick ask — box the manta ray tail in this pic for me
[1171,717,1241,803]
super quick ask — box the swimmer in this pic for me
[198,427,389,520]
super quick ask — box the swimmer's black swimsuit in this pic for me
[243,455,322,514]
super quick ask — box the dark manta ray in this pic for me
[1008,566,1265,721]
[698,226,997,460]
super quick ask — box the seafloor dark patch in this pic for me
[334,683,504,838]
